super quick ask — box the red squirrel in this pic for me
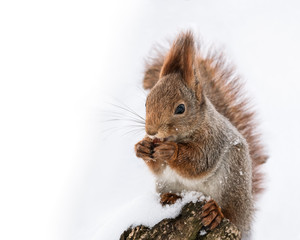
[135,31,267,237]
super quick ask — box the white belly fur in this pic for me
[157,165,226,203]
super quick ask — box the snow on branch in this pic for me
[120,200,241,240]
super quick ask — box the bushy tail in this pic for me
[196,50,268,198]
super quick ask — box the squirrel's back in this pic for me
[143,31,268,199]
[196,51,268,199]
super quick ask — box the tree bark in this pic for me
[120,201,241,240]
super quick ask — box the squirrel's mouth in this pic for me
[147,134,168,142]
[153,138,166,144]
[153,136,175,143]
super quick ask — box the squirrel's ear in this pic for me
[160,31,196,88]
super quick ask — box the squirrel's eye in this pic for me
[175,104,185,115]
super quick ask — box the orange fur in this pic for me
[160,32,195,89]
[136,31,267,234]
[142,31,267,199]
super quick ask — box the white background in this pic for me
[1,0,300,239]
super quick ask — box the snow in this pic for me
[231,139,241,146]
[199,229,208,236]
[1,1,300,240]
[92,191,206,240]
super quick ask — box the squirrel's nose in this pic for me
[146,126,158,137]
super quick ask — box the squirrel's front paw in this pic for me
[135,139,167,174]
[135,139,154,161]
[153,142,178,163]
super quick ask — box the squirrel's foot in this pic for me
[201,199,224,230]
[160,193,182,205]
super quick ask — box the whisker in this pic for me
[108,102,145,122]
[100,127,144,140]
[100,109,142,118]
[102,118,145,125]
[122,128,145,137]
[101,113,145,124]
[100,126,123,135]
[100,124,144,135]
[99,98,146,140]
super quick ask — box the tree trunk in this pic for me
[120,201,241,240]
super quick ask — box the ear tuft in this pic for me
[160,31,195,88]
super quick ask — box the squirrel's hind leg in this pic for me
[201,199,224,230]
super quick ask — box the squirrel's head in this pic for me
[145,31,205,142]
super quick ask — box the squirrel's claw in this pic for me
[135,139,154,161]
[160,193,182,205]
[136,143,152,155]
[135,138,167,174]
[201,199,224,231]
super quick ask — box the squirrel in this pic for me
[135,31,267,237]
